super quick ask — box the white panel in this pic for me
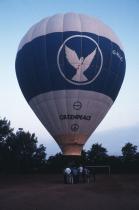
[29,90,113,136]
[79,13,122,48]
[46,14,64,34]
[29,97,57,135]
[79,14,99,35]
[63,13,81,32]
[18,13,123,52]
[18,18,49,51]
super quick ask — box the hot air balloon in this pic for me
[15,13,126,156]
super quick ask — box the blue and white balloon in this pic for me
[15,13,126,155]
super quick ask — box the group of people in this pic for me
[64,165,91,184]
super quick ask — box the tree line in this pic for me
[0,117,139,174]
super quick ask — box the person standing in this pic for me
[71,166,79,184]
[82,167,90,183]
[64,167,71,184]
[78,165,83,183]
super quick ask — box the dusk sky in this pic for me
[0,0,139,156]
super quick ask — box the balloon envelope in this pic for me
[15,13,126,155]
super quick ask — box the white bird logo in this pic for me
[65,45,97,82]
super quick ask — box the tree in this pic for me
[81,149,88,164]
[4,128,46,172]
[121,142,137,160]
[0,117,13,170]
[47,153,63,173]
[33,144,46,170]
[0,117,13,142]
[87,143,107,164]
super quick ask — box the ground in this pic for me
[0,173,139,210]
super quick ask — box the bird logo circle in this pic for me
[57,35,103,85]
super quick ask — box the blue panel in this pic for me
[15,32,126,102]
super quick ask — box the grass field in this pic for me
[0,173,139,210]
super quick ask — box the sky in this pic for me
[0,0,139,156]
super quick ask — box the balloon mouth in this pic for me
[54,133,88,156]
[60,143,84,156]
